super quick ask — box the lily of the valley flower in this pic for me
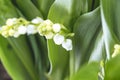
[38,19,53,37]
[62,39,72,51]
[13,32,20,38]
[53,34,65,45]
[52,23,61,33]
[18,25,27,34]
[45,32,54,39]
[27,25,37,35]
[6,18,17,26]
[0,17,74,51]
[31,17,44,24]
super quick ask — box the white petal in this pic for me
[9,29,15,36]
[27,25,37,35]
[52,24,61,33]
[45,32,54,39]
[44,20,53,25]
[31,17,43,24]
[53,34,64,45]
[18,26,27,34]
[6,18,17,26]
[13,32,20,38]
[62,39,72,51]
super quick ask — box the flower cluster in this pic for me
[0,17,43,38]
[38,19,74,51]
[0,17,74,51]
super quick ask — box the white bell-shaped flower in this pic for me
[13,32,20,38]
[52,23,61,33]
[27,25,37,35]
[6,18,17,26]
[45,32,54,39]
[53,34,64,45]
[8,29,15,36]
[31,17,44,24]
[18,25,27,34]
[62,39,72,51]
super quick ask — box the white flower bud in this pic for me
[53,34,64,45]
[62,39,72,51]
[18,26,27,34]
[31,17,44,24]
[27,25,37,35]
[6,18,17,26]
[45,32,54,39]
[52,24,61,33]
[9,29,15,36]
[13,32,20,38]
[1,31,8,37]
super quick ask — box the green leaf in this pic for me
[47,1,88,79]
[105,55,120,80]
[0,0,39,79]
[47,40,69,80]
[73,7,101,70]
[0,0,19,25]
[48,0,88,30]
[88,0,100,11]
[7,36,39,80]
[101,0,120,59]
[70,62,99,80]
[33,0,55,19]
[0,36,36,80]
[89,31,106,62]
[11,0,48,79]
[11,0,43,20]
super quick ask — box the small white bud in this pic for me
[44,20,53,25]
[53,34,64,45]
[62,39,72,51]
[45,32,54,39]
[1,31,8,37]
[13,32,20,38]
[27,25,37,35]
[31,17,44,24]
[6,18,17,26]
[18,25,27,34]
[9,29,15,36]
[52,24,61,33]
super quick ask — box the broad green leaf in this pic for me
[0,0,19,26]
[105,55,120,80]
[48,0,88,30]
[89,31,106,62]
[70,62,99,80]
[101,0,120,59]
[88,0,100,11]
[7,36,39,80]
[11,0,48,79]
[0,36,34,80]
[48,0,88,79]
[73,7,101,70]
[47,40,69,80]
[11,0,43,20]
[33,0,55,19]
[0,0,39,79]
